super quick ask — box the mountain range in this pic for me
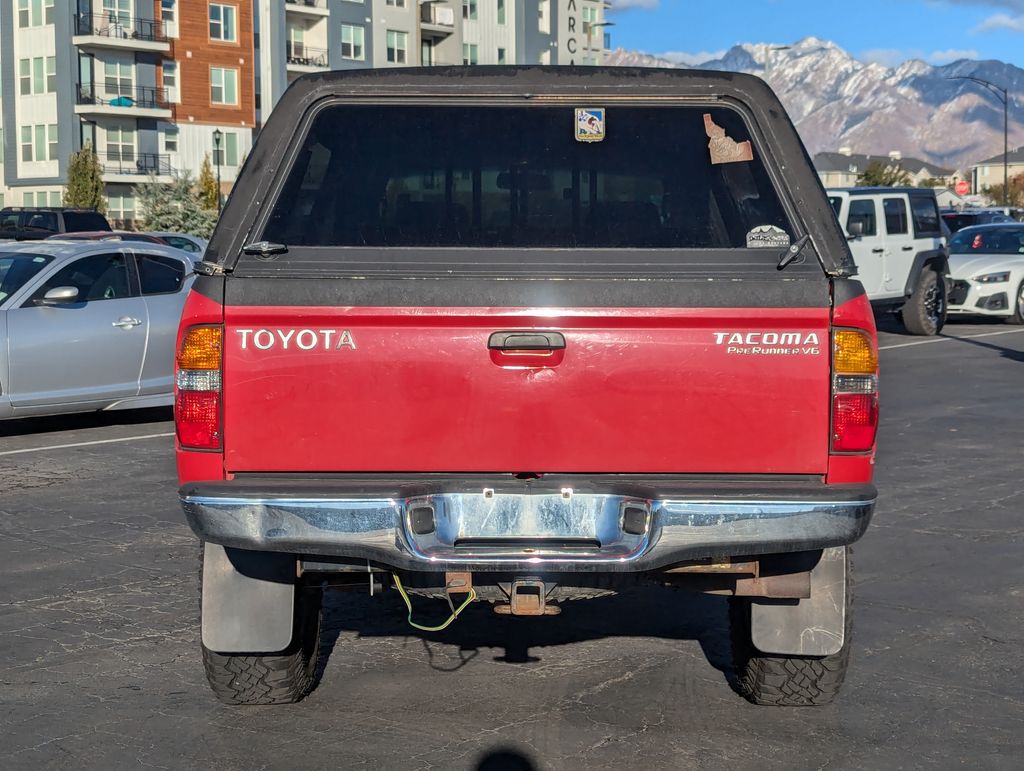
[607,38,1024,172]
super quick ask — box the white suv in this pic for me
[828,188,949,335]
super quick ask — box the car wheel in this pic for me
[198,546,323,705]
[901,269,946,336]
[1007,280,1024,325]
[729,547,853,706]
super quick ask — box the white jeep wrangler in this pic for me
[829,187,949,335]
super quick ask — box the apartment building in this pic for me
[0,0,255,225]
[255,0,610,119]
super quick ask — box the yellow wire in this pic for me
[392,573,477,632]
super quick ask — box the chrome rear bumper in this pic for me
[181,480,875,573]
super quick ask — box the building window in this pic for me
[210,67,239,105]
[108,192,136,225]
[341,24,365,61]
[163,125,179,153]
[103,0,131,24]
[386,0,405,6]
[18,0,54,27]
[49,191,61,206]
[214,132,239,166]
[106,123,135,162]
[538,0,549,34]
[163,60,178,101]
[386,30,407,64]
[20,124,57,162]
[497,47,506,64]
[161,0,176,22]
[104,61,134,98]
[463,0,477,21]
[463,43,478,65]
[21,127,32,162]
[19,60,30,96]
[209,3,238,43]
[17,56,55,95]
[497,0,506,24]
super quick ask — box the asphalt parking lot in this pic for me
[2,317,1023,770]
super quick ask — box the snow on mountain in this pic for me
[606,38,1024,171]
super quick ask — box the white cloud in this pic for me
[657,49,727,65]
[928,48,980,63]
[860,47,979,67]
[973,12,1024,31]
[861,48,909,67]
[608,0,660,10]
[934,0,1024,9]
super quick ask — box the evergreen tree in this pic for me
[197,154,220,212]
[133,172,218,238]
[63,141,107,214]
[856,161,911,187]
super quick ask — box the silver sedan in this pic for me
[0,241,194,419]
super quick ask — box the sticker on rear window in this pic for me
[575,108,606,142]
[704,114,753,165]
[746,225,790,249]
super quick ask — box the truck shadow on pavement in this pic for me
[315,585,737,689]
[0,407,173,438]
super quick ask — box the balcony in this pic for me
[73,13,170,53]
[285,0,330,18]
[75,84,172,119]
[97,151,175,184]
[420,3,456,38]
[286,42,329,72]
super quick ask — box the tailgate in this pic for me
[222,303,830,474]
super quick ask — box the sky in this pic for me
[608,0,1024,67]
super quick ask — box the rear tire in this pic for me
[901,269,946,336]
[729,548,852,706]
[199,549,323,705]
[1007,280,1024,325]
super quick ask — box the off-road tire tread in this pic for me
[202,645,317,705]
[902,268,946,336]
[198,545,322,705]
[729,548,852,707]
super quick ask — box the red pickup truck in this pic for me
[175,68,878,707]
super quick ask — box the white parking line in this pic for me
[0,432,175,457]
[880,328,1024,351]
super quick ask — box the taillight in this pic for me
[831,329,878,453]
[175,325,223,450]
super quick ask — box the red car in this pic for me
[175,68,878,708]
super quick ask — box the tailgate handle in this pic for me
[488,331,566,351]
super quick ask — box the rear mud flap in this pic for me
[201,543,295,653]
[750,546,846,656]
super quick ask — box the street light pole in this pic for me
[212,128,223,214]
[948,75,1010,206]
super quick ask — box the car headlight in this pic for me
[975,271,1011,284]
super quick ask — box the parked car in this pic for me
[828,187,949,335]
[0,241,194,419]
[947,223,1024,324]
[46,231,170,245]
[0,207,111,241]
[178,67,878,707]
[144,232,208,257]
[941,208,1014,233]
